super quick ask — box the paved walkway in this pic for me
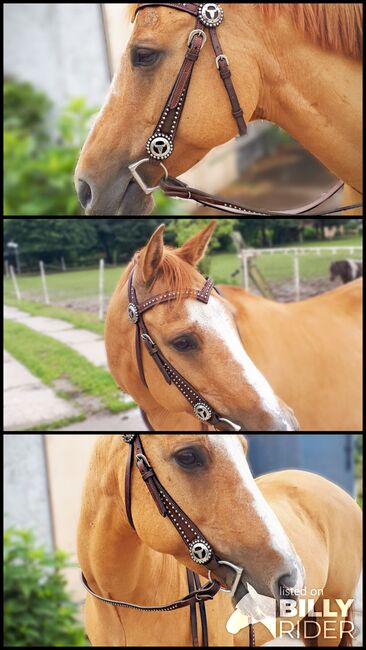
[4,351,80,430]
[58,409,148,431]
[4,306,108,367]
[4,305,134,430]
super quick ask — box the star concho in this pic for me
[194,402,212,422]
[147,133,174,161]
[189,538,213,565]
[128,303,139,324]
[199,3,224,28]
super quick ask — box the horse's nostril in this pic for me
[77,178,93,209]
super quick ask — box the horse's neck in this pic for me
[79,453,185,603]
[241,10,362,190]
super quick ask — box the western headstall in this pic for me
[82,434,255,647]
[127,268,242,432]
[129,3,362,216]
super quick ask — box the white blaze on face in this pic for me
[185,297,289,426]
[209,435,298,564]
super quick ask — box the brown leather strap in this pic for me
[82,571,221,613]
[158,20,204,137]
[128,270,231,430]
[160,175,361,216]
[193,572,209,646]
[134,2,247,150]
[209,27,247,136]
[125,442,135,529]
[133,434,223,576]
[138,280,214,314]
[187,569,200,647]
[135,3,199,20]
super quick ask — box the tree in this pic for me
[167,219,238,251]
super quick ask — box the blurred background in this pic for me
[3,3,351,216]
[3,217,362,432]
[3,433,363,647]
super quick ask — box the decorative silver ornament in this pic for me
[122,434,136,443]
[128,303,139,324]
[199,3,224,28]
[147,134,174,161]
[194,402,212,422]
[189,538,213,565]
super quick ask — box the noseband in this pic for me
[82,434,255,647]
[127,268,241,432]
[129,3,362,216]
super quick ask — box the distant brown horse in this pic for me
[330,260,363,284]
[78,434,362,646]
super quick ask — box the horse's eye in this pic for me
[171,336,198,352]
[132,48,160,67]
[174,447,205,469]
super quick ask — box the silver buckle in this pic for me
[217,417,241,432]
[128,159,169,195]
[188,29,207,49]
[135,453,151,469]
[208,560,244,596]
[141,333,156,347]
[216,54,229,69]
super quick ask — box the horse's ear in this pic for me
[177,221,217,267]
[137,224,165,287]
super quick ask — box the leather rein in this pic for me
[82,434,255,647]
[127,268,242,432]
[128,3,362,216]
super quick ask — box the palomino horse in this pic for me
[74,4,362,216]
[221,279,363,432]
[105,222,299,432]
[105,222,362,431]
[78,434,362,647]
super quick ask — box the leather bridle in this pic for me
[127,268,242,432]
[82,434,255,647]
[128,3,362,216]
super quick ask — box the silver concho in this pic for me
[128,303,139,324]
[147,134,174,161]
[122,434,136,443]
[199,3,224,28]
[189,538,213,565]
[194,402,212,422]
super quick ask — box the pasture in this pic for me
[4,235,362,310]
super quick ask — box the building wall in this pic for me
[247,434,355,496]
[45,434,100,596]
[4,3,109,108]
[4,434,53,548]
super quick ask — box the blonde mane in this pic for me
[129,3,362,60]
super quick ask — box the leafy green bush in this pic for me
[4,80,52,140]
[4,528,87,647]
[4,80,97,216]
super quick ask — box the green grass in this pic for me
[4,297,105,335]
[4,265,126,303]
[5,238,361,301]
[26,415,87,432]
[4,320,133,414]
[211,236,362,284]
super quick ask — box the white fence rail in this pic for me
[241,246,363,302]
